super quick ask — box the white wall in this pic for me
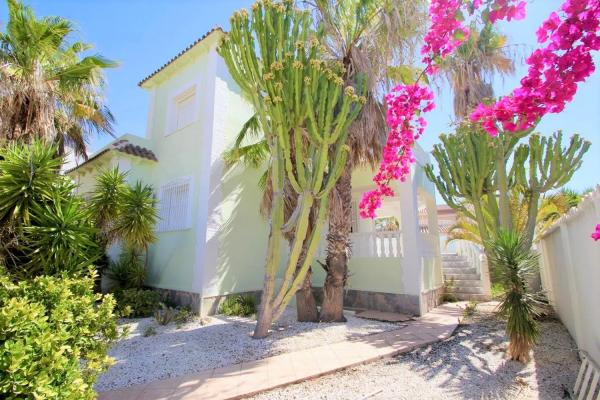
[539,186,600,365]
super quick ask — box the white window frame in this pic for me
[156,176,193,232]
[165,85,198,136]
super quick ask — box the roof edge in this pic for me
[138,27,224,88]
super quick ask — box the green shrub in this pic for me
[116,288,161,317]
[154,304,177,326]
[441,276,458,303]
[174,306,194,328]
[0,141,100,279]
[219,295,256,317]
[105,250,146,290]
[0,271,118,399]
[143,326,156,337]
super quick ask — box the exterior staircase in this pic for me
[442,253,490,301]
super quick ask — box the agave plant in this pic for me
[487,230,543,362]
[89,167,128,246]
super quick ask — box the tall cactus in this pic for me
[425,124,497,249]
[512,131,590,248]
[218,0,364,338]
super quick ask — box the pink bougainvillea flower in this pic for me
[592,224,600,241]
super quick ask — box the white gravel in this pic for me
[96,309,402,391]
[250,304,580,400]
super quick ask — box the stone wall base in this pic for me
[151,287,443,318]
[420,286,444,314]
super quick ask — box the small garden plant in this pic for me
[219,295,257,317]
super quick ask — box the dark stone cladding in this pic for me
[150,287,443,317]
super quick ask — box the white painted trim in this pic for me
[145,88,156,140]
[192,45,219,296]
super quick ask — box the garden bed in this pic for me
[95,309,402,391]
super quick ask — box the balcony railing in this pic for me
[351,231,403,258]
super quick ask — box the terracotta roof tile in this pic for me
[138,27,224,87]
[65,139,157,173]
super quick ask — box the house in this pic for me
[67,28,444,317]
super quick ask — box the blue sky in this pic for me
[1,0,598,194]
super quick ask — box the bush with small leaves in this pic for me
[0,270,118,399]
[116,288,161,317]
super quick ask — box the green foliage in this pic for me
[488,230,543,362]
[174,306,194,327]
[0,271,118,399]
[116,288,161,318]
[219,295,257,317]
[219,0,365,336]
[105,249,146,290]
[463,300,478,317]
[0,141,99,278]
[23,193,100,277]
[143,326,156,337]
[426,126,590,254]
[113,181,158,254]
[89,167,128,245]
[491,282,506,299]
[0,0,116,158]
[154,304,177,326]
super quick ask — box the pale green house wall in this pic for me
[68,29,443,316]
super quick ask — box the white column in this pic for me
[397,166,423,300]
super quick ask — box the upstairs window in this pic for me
[168,86,196,134]
[157,177,192,232]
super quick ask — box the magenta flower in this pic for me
[592,224,600,241]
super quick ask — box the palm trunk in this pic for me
[320,168,351,322]
[296,268,318,321]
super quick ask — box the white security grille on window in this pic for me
[157,177,192,232]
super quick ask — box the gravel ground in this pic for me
[250,304,580,400]
[95,309,401,391]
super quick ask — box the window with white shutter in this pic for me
[157,177,192,232]
[167,86,196,134]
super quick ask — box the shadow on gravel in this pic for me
[388,312,579,400]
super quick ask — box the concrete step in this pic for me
[442,267,477,274]
[450,279,482,287]
[453,286,483,294]
[444,273,481,281]
[453,293,492,301]
[442,258,469,264]
[442,262,472,269]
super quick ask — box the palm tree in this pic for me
[0,0,116,158]
[308,0,427,321]
[438,24,514,119]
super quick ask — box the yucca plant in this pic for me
[23,192,100,277]
[89,167,128,246]
[487,230,543,362]
[113,181,158,267]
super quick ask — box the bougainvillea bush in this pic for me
[0,271,118,399]
[360,0,600,219]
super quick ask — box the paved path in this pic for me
[99,303,464,400]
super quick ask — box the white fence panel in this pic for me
[539,187,600,366]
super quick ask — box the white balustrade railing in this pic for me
[454,239,485,276]
[352,231,403,258]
